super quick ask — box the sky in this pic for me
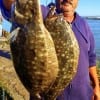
[2,0,100,32]
[41,0,100,16]
[2,18,12,32]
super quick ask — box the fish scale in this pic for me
[44,6,79,100]
[10,0,58,99]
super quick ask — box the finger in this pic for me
[92,95,94,100]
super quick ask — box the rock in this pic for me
[0,56,29,100]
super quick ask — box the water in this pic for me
[86,19,100,60]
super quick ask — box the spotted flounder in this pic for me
[44,6,79,100]
[10,0,59,99]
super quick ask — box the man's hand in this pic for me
[92,86,100,100]
[89,66,100,100]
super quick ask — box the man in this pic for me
[0,0,48,32]
[54,0,100,100]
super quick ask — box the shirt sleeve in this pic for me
[0,1,11,21]
[41,5,49,19]
[85,22,96,67]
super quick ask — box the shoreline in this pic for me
[83,16,100,20]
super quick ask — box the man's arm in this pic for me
[89,66,100,100]
[3,0,15,10]
[0,0,15,21]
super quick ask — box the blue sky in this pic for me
[2,0,100,32]
[41,0,100,16]
[77,0,100,16]
[2,18,12,32]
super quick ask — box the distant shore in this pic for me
[84,16,100,20]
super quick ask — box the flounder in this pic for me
[44,6,79,100]
[10,0,59,99]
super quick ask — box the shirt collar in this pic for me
[72,12,88,43]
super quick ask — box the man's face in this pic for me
[56,0,78,13]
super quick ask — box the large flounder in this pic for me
[44,6,79,100]
[10,0,59,99]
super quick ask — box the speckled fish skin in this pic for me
[44,6,79,100]
[10,0,59,99]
